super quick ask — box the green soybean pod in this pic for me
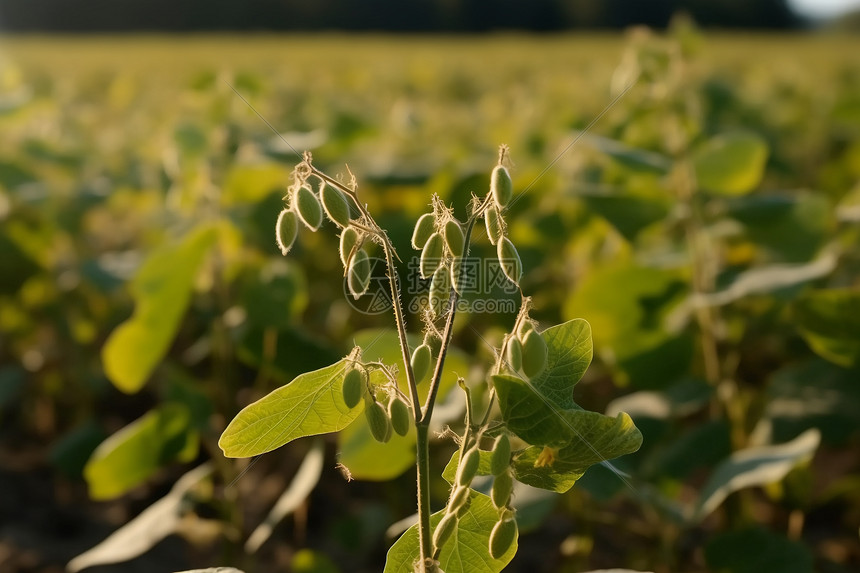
[449,256,463,294]
[342,367,363,409]
[443,220,464,257]
[521,329,548,378]
[295,184,323,231]
[485,205,502,245]
[320,181,351,227]
[448,485,470,515]
[456,448,480,487]
[411,213,435,250]
[491,165,513,207]
[432,512,459,553]
[420,232,444,279]
[365,399,392,443]
[388,396,411,437]
[429,264,450,317]
[506,337,522,372]
[275,208,298,256]
[490,434,511,476]
[491,469,513,509]
[347,249,371,299]
[411,343,432,384]
[489,516,517,559]
[339,226,359,267]
[497,237,522,285]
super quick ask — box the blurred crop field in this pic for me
[1,28,859,573]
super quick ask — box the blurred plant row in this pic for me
[0,22,858,573]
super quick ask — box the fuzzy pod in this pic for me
[448,485,470,515]
[347,249,371,299]
[521,329,548,378]
[388,396,411,437]
[490,434,511,476]
[456,448,480,487]
[339,226,359,267]
[491,469,513,509]
[432,513,459,553]
[411,213,436,250]
[429,264,450,317]
[491,165,513,207]
[420,232,444,279]
[449,256,463,294]
[497,237,522,285]
[505,337,522,372]
[485,205,503,245]
[517,320,534,340]
[489,516,517,559]
[294,184,323,231]
[275,208,298,256]
[443,220,465,257]
[320,182,351,227]
[342,367,363,409]
[411,343,432,384]
[365,399,392,443]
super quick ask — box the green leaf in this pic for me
[726,192,833,262]
[580,189,671,242]
[219,358,361,458]
[337,329,468,481]
[793,289,860,368]
[694,429,820,521]
[580,134,673,174]
[221,162,289,206]
[692,132,768,195]
[383,491,517,573]
[493,375,642,492]
[69,464,212,572]
[102,224,219,393]
[564,262,691,388]
[84,403,198,500]
[516,318,593,410]
[704,526,813,573]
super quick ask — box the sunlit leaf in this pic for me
[69,464,212,572]
[793,288,860,368]
[694,429,820,521]
[692,132,768,195]
[102,224,219,393]
[219,358,360,458]
[384,491,517,573]
[222,163,289,205]
[84,403,198,500]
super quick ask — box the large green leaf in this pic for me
[693,429,820,521]
[564,262,691,389]
[704,526,813,573]
[84,403,198,500]
[221,162,289,205]
[580,134,673,174]
[513,318,593,410]
[219,358,361,458]
[692,132,768,195]
[793,289,860,368]
[337,329,467,481]
[102,224,219,393]
[580,190,671,243]
[494,374,642,492]
[383,491,517,573]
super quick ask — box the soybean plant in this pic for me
[219,147,642,572]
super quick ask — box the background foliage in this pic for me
[1,24,859,572]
